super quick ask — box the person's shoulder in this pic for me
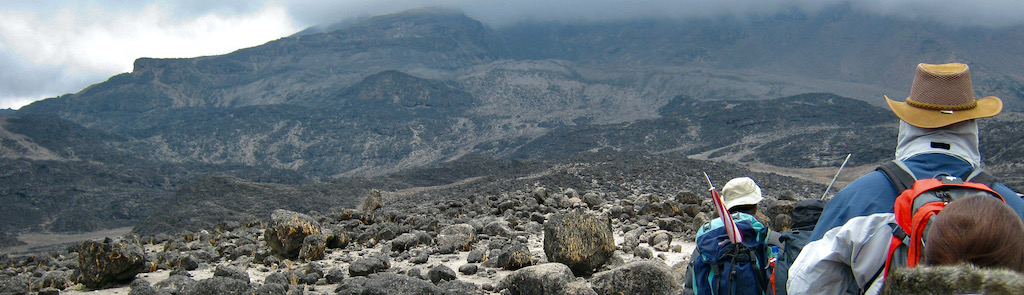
[828,171,897,204]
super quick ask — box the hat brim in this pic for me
[885,95,1002,128]
[724,194,763,211]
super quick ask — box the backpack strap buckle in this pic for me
[891,224,910,245]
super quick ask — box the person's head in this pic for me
[925,194,1024,273]
[889,63,999,166]
[886,63,1002,129]
[722,177,762,215]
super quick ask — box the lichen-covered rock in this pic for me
[298,234,327,261]
[156,252,199,271]
[325,226,350,249]
[436,223,476,254]
[502,263,577,295]
[497,242,535,270]
[264,209,322,259]
[32,271,69,291]
[361,190,385,212]
[590,261,678,295]
[543,209,616,275]
[74,239,149,288]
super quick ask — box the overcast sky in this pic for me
[2,0,1023,110]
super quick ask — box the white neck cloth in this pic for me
[895,120,981,168]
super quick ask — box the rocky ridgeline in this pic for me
[0,185,802,294]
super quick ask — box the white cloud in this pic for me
[0,1,298,109]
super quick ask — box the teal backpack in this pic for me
[691,213,772,295]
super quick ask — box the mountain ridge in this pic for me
[5,8,1024,237]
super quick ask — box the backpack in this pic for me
[771,199,824,295]
[692,213,771,295]
[875,160,1006,277]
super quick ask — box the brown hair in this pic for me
[925,194,1024,273]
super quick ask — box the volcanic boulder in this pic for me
[74,239,149,288]
[298,234,327,261]
[436,223,476,254]
[543,209,616,275]
[264,209,322,259]
[501,263,579,295]
[590,261,679,295]
[496,241,535,271]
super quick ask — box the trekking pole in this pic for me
[820,153,852,200]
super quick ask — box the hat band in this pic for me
[906,99,976,111]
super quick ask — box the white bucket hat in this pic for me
[722,177,763,210]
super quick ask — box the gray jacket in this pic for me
[788,213,896,295]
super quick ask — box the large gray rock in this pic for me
[189,276,253,295]
[0,275,29,294]
[361,190,385,212]
[647,230,673,252]
[157,252,199,271]
[31,271,70,291]
[264,209,322,259]
[154,275,197,294]
[427,265,456,284]
[335,273,445,294]
[75,239,149,288]
[590,261,679,295]
[390,233,420,252]
[497,242,535,271]
[213,265,250,284]
[543,210,616,275]
[436,223,476,254]
[298,234,327,261]
[501,263,577,295]
[349,254,390,277]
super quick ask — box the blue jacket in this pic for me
[811,153,1024,241]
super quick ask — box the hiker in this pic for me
[685,177,776,295]
[881,195,1024,294]
[811,62,1024,241]
[923,194,1024,272]
[789,194,1024,295]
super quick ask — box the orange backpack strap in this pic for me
[906,201,946,267]
[874,223,907,288]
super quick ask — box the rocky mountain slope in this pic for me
[4,7,1024,239]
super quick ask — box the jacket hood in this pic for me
[882,263,1024,295]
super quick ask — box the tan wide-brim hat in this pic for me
[885,63,1002,128]
[722,177,763,210]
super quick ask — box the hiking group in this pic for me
[687,63,1024,295]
